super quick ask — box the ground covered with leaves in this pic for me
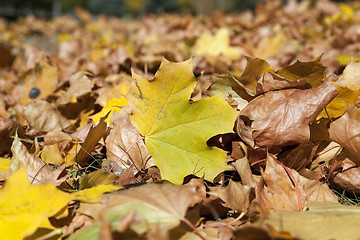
[2,0,360,239]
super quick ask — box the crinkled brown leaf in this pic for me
[332,158,360,194]
[329,106,360,165]
[23,100,71,132]
[236,78,338,150]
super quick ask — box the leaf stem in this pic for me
[251,159,303,211]
[108,137,144,173]
[182,217,207,240]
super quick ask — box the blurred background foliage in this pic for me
[0,0,351,19]
[1,0,278,19]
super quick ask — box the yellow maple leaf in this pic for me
[0,167,72,239]
[193,28,244,60]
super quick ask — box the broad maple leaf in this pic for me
[126,58,238,184]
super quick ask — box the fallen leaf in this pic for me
[317,82,358,119]
[210,179,250,212]
[56,72,95,105]
[104,110,153,174]
[19,55,58,105]
[72,184,122,203]
[236,78,338,150]
[0,157,10,172]
[40,143,65,165]
[23,100,71,132]
[278,142,319,171]
[10,132,64,185]
[126,58,238,184]
[336,58,360,90]
[193,28,244,60]
[70,183,204,239]
[276,55,326,88]
[0,166,72,239]
[329,105,360,165]
[332,158,360,194]
[214,57,274,101]
[79,169,118,189]
[72,112,109,167]
[265,202,360,240]
[253,154,305,212]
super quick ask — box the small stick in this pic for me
[251,159,303,211]
[108,137,144,173]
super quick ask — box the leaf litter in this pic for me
[3,1,360,239]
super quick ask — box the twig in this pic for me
[251,159,303,211]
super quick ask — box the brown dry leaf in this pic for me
[236,78,338,150]
[303,179,338,203]
[210,179,250,212]
[23,100,71,132]
[56,72,95,105]
[253,154,305,212]
[232,156,256,188]
[329,105,360,165]
[332,158,360,194]
[104,110,153,174]
[9,132,64,185]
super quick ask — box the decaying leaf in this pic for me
[126,58,238,184]
[236,78,338,150]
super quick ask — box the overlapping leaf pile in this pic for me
[2,0,360,239]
